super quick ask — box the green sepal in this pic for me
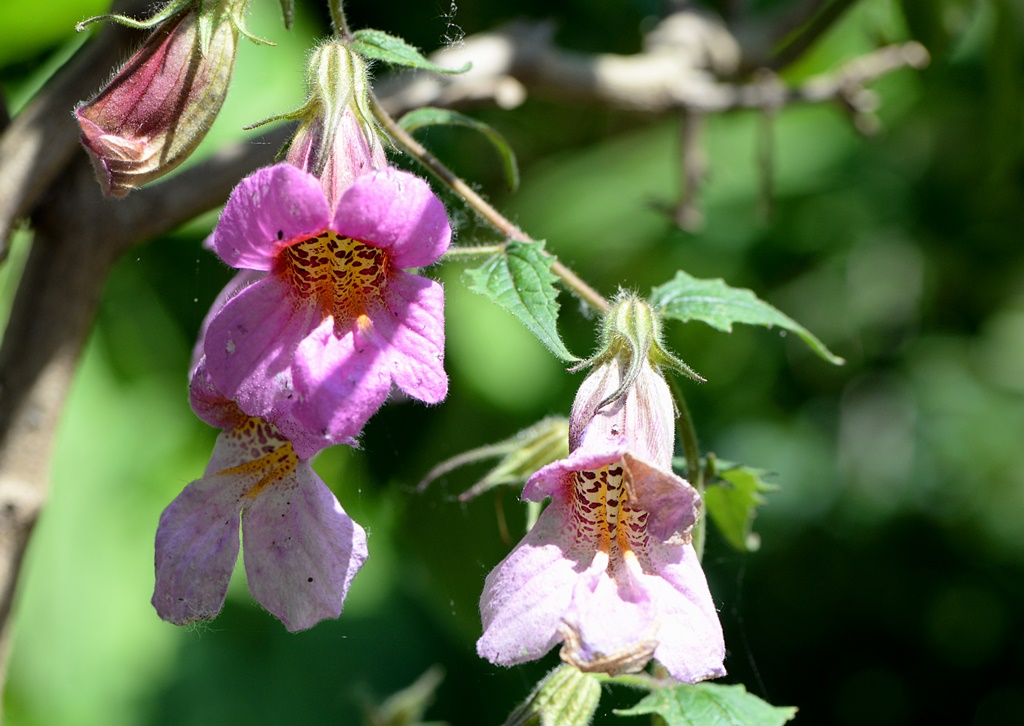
[464,241,579,363]
[615,682,797,725]
[350,29,471,73]
[399,107,520,191]
[650,270,844,365]
[76,0,194,32]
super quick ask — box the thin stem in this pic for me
[668,375,705,561]
[327,0,351,40]
[372,92,526,240]
[369,91,610,313]
[441,244,506,260]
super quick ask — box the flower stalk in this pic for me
[368,91,610,313]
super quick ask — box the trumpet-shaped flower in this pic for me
[203,162,450,456]
[152,363,367,631]
[477,319,725,682]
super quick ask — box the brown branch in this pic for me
[0,127,285,698]
[377,12,928,117]
[674,109,706,232]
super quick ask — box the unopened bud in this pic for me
[574,293,702,411]
[75,0,247,197]
[285,41,386,206]
[503,664,602,726]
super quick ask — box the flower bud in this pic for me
[503,665,602,726]
[75,0,246,197]
[285,41,386,207]
[568,294,702,454]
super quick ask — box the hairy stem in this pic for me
[327,0,352,40]
[369,92,609,313]
[668,375,705,561]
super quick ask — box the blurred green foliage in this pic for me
[2,0,1024,724]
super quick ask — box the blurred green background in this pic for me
[2,0,1023,723]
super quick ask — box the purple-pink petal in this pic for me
[213,164,331,270]
[191,270,266,375]
[331,169,451,269]
[645,542,727,682]
[477,500,581,665]
[289,316,391,443]
[624,453,700,542]
[560,556,659,670]
[152,471,246,625]
[204,275,318,422]
[522,445,625,502]
[371,270,447,404]
[242,464,368,632]
[189,359,245,433]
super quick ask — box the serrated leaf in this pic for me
[704,463,777,552]
[399,107,520,191]
[464,241,578,362]
[351,29,470,73]
[650,270,844,365]
[616,683,797,726]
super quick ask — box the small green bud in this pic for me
[283,41,386,206]
[574,293,703,411]
[503,664,603,726]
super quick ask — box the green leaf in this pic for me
[350,29,470,73]
[399,107,520,191]
[704,463,777,552]
[464,241,578,362]
[650,270,844,365]
[416,417,569,500]
[616,683,797,726]
[364,665,445,726]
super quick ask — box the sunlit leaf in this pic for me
[650,270,844,365]
[704,462,777,552]
[364,665,445,726]
[399,106,520,190]
[417,417,568,500]
[616,682,797,725]
[464,241,578,362]
[350,29,470,73]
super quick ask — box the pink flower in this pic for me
[203,162,450,455]
[477,355,726,682]
[75,0,244,197]
[152,363,368,631]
